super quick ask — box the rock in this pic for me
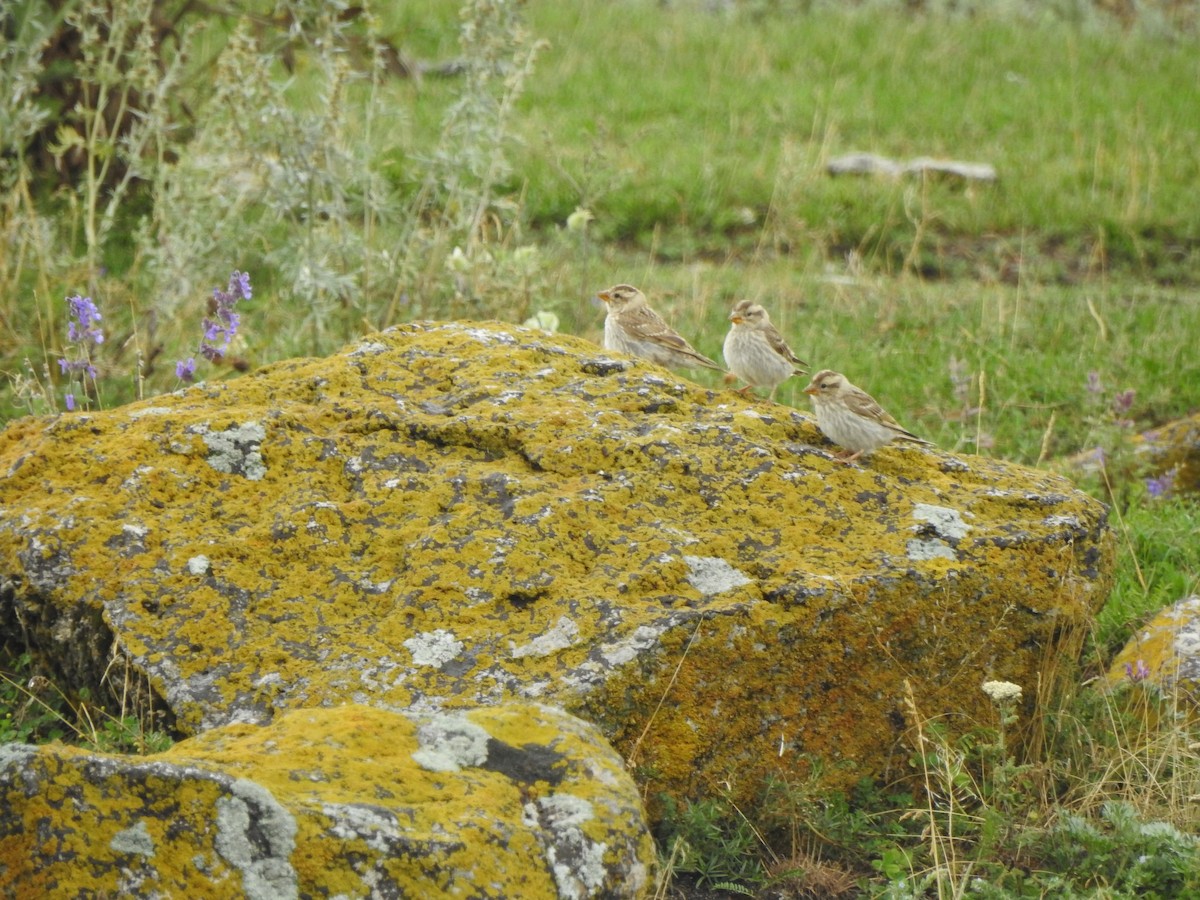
[1134,413,1200,497]
[1106,594,1200,693]
[0,321,1113,809]
[828,151,998,182]
[0,702,653,899]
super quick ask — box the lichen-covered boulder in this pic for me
[1134,413,1200,497]
[0,321,1113,808]
[0,702,652,899]
[1106,595,1200,694]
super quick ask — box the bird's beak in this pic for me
[803,385,819,395]
[597,291,611,304]
[729,314,743,324]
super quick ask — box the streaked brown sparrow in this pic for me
[803,369,931,462]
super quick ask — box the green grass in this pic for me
[2,2,1199,896]
[459,3,1200,261]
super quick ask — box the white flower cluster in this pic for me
[981,680,1023,703]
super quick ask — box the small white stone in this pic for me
[403,630,464,668]
[684,555,752,595]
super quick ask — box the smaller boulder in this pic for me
[1107,594,1200,696]
[0,703,653,899]
[1134,413,1200,497]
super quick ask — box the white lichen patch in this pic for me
[323,803,401,852]
[907,538,957,562]
[411,714,490,772]
[601,624,666,667]
[199,421,267,481]
[187,555,211,575]
[1169,596,1200,681]
[526,793,607,900]
[684,555,753,596]
[214,779,298,900]
[1043,514,1082,529]
[511,616,579,658]
[348,339,389,356]
[462,326,518,346]
[109,820,155,857]
[127,406,174,419]
[912,503,972,540]
[403,630,464,668]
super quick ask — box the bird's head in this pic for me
[803,369,846,397]
[729,299,768,326]
[597,284,644,312]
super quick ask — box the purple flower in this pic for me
[1086,371,1102,394]
[178,270,250,380]
[1112,389,1135,416]
[1145,469,1176,499]
[58,293,105,411]
[58,357,96,378]
[1124,659,1150,683]
[232,270,252,301]
[65,295,104,345]
[202,271,249,358]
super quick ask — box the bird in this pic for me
[802,369,932,462]
[722,299,808,400]
[597,284,723,371]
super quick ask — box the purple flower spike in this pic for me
[65,295,104,345]
[1085,371,1102,394]
[65,393,75,411]
[232,270,252,301]
[182,270,250,380]
[1112,389,1135,416]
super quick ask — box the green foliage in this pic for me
[657,794,767,890]
[1036,801,1200,898]
[0,653,71,745]
[1096,496,1200,657]
[0,651,173,755]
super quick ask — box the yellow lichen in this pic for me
[0,703,652,898]
[0,322,1114,817]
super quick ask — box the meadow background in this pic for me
[2,0,1199,896]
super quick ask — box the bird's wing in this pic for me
[764,325,807,370]
[623,308,722,368]
[845,387,931,443]
[622,306,686,346]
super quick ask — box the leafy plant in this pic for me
[657,794,767,891]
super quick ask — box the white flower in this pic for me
[446,246,471,273]
[566,206,595,232]
[981,680,1023,703]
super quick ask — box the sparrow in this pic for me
[722,300,808,400]
[803,369,931,462]
[597,284,723,371]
